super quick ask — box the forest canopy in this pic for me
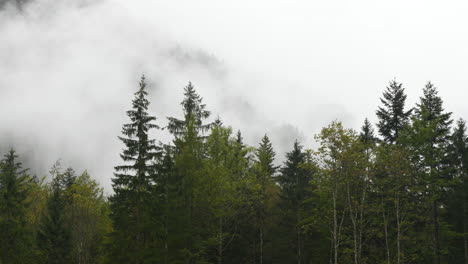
[1,77,468,264]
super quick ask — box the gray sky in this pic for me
[1,0,468,191]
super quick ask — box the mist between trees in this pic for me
[2,77,468,264]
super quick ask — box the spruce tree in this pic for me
[38,162,74,264]
[447,119,468,263]
[167,82,212,263]
[167,81,211,137]
[414,82,452,139]
[253,135,279,264]
[401,81,453,264]
[109,75,161,264]
[277,140,314,264]
[231,130,250,180]
[0,149,33,264]
[255,135,278,185]
[360,118,378,146]
[376,80,412,144]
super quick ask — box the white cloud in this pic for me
[1,0,468,190]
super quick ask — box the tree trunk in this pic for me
[433,200,441,264]
[260,227,264,264]
[396,193,401,264]
[297,211,301,264]
[218,217,223,264]
[333,194,339,264]
[382,207,390,264]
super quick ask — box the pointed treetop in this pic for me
[451,118,468,157]
[256,134,278,178]
[360,118,377,146]
[376,79,412,144]
[415,81,452,122]
[167,81,212,136]
[113,75,160,190]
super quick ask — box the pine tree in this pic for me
[401,81,453,264]
[109,75,161,264]
[203,121,239,264]
[277,140,314,264]
[167,81,211,137]
[167,82,212,263]
[154,145,175,264]
[38,161,74,264]
[231,131,250,180]
[447,119,468,263]
[253,135,279,264]
[360,118,378,147]
[0,149,33,264]
[376,80,412,144]
[255,135,278,185]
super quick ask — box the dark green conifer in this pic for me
[401,81,453,264]
[109,75,161,263]
[360,118,378,146]
[277,141,314,263]
[376,80,412,144]
[0,149,33,264]
[446,119,468,263]
[253,135,279,264]
[167,81,211,137]
[38,162,74,264]
[255,135,278,184]
[166,82,212,263]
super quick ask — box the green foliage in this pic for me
[376,79,412,144]
[38,162,74,264]
[4,77,468,264]
[109,75,161,263]
[0,149,35,264]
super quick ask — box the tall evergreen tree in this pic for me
[167,82,212,263]
[255,135,278,185]
[401,81,453,264]
[360,118,378,146]
[447,119,468,263]
[231,130,250,179]
[109,75,161,264]
[38,162,74,264]
[151,145,174,264]
[0,149,33,264]
[277,140,314,264]
[167,81,211,137]
[376,80,412,144]
[253,135,279,264]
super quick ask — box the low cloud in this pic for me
[0,0,329,191]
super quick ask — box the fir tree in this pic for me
[167,81,211,137]
[255,135,278,185]
[376,80,412,144]
[253,135,279,264]
[0,149,33,264]
[166,82,212,263]
[38,162,74,264]
[360,118,378,146]
[109,75,161,263]
[414,82,452,139]
[231,130,250,180]
[447,119,468,263]
[401,81,453,264]
[277,140,314,264]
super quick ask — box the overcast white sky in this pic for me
[1,0,468,190]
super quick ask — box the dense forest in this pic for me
[1,77,468,264]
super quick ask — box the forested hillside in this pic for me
[2,77,468,264]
